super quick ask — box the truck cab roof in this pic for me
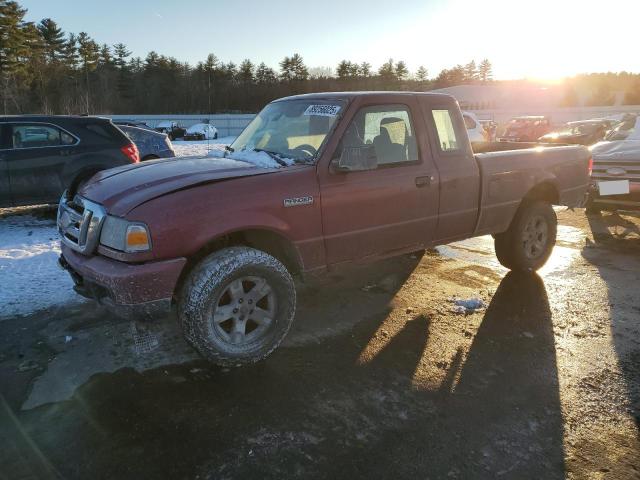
[275,91,458,104]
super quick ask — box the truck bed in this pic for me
[473,145,591,235]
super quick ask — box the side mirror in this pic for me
[332,145,378,172]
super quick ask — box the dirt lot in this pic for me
[1,207,639,479]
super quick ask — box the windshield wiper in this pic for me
[253,148,288,167]
[225,145,234,153]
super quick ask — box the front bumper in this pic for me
[183,133,205,141]
[60,244,187,320]
[588,181,640,211]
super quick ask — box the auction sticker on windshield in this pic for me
[304,105,341,116]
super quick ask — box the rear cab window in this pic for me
[432,109,461,152]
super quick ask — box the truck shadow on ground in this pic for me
[583,211,640,432]
[4,267,565,479]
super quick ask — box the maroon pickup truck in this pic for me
[58,92,590,365]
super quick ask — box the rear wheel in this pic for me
[494,201,557,271]
[178,247,296,366]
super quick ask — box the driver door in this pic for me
[318,96,439,266]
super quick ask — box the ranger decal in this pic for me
[283,196,314,207]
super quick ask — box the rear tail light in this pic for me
[587,157,593,176]
[121,143,140,163]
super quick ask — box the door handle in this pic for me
[415,175,435,187]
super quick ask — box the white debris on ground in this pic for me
[171,136,235,157]
[0,213,83,319]
[449,297,486,315]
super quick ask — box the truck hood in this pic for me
[81,156,277,216]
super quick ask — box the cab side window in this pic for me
[432,109,460,152]
[335,104,418,170]
[11,124,76,149]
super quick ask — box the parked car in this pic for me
[538,120,610,146]
[587,121,640,212]
[58,92,590,366]
[499,116,552,142]
[114,119,154,131]
[183,123,218,141]
[462,111,486,143]
[155,120,186,140]
[119,125,175,161]
[604,115,638,141]
[0,115,139,208]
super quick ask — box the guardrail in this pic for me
[105,105,640,136]
[104,114,256,137]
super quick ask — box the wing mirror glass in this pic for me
[332,145,378,172]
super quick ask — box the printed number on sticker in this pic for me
[304,105,341,117]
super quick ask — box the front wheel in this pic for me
[178,247,296,366]
[494,201,557,271]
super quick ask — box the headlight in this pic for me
[100,215,152,253]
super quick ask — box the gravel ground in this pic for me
[0,208,639,479]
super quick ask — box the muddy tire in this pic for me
[178,247,296,366]
[494,201,557,272]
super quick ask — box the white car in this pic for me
[184,123,218,140]
[463,111,487,143]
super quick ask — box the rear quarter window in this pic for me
[83,122,127,143]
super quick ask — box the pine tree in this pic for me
[37,18,65,62]
[238,59,254,84]
[359,62,371,77]
[99,43,112,66]
[478,59,493,82]
[63,33,79,69]
[279,56,293,81]
[378,58,395,80]
[336,60,352,79]
[415,66,428,81]
[255,62,276,84]
[0,1,40,112]
[113,43,131,69]
[464,60,477,82]
[290,53,308,81]
[395,60,408,81]
[113,43,132,108]
[76,32,99,112]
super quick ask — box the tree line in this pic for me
[0,1,496,115]
[6,1,639,115]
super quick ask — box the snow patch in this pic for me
[171,136,235,158]
[0,213,84,319]
[209,149,294,169]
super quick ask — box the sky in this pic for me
[20,0,639,80]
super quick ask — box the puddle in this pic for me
[436,226,584,276]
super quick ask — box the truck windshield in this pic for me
[229,99,344,164]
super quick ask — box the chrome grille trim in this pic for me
[57,192,107,254]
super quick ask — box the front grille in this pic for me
[592,158,640,183]
[57,193,107,254]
